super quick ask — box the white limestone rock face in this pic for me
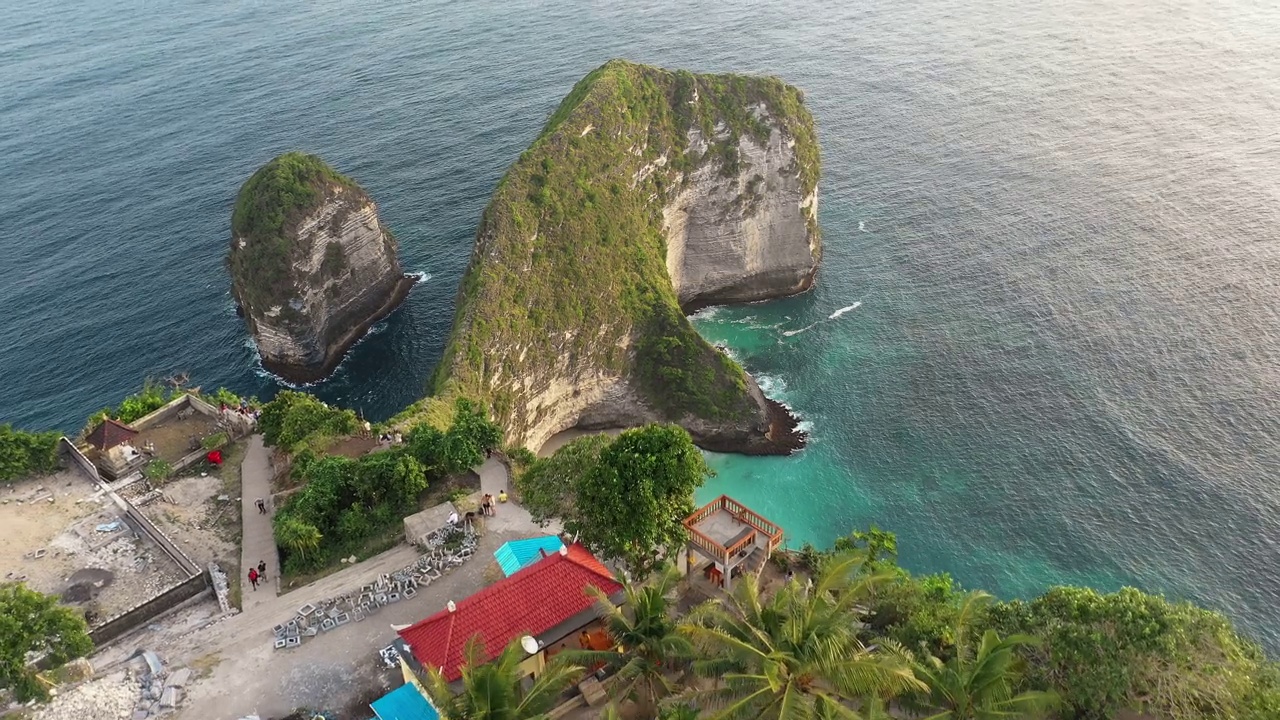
[230,184,412,383]
[664,110,820,310]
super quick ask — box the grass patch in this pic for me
[189,652,223,680]
[432,59,819,438]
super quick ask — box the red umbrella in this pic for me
[206,449,223,465]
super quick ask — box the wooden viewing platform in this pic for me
[683,495,783,590]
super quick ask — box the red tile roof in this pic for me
[85,418,138,451]
[398,543,621,681]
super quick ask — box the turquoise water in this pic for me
[3,0,1279,650]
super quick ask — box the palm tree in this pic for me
[422,636,584,720]
[273,515,321,560]
[907,592,1058,720]
[678,553,924,720]
[561,565,692,718]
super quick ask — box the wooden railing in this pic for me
[720,496,784,550]
[684,498,721,528]
[684,495,786,559]
[686,525,727,565]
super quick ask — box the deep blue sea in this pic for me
[4,0,1279,651]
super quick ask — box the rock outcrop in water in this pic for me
[424,60,820,454]
[228,152,414,383]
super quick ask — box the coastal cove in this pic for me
[3,0,1280,660]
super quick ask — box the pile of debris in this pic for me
[31,671,135,720]
[127,650,190,718]
[270,525,477,650]
[31,651,189,720]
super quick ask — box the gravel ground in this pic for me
[32,670,136,720]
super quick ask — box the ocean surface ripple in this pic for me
[2,0,1279,651]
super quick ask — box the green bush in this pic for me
[82,381,173,436]
[204,387,259,411]
[270,397,500,571]
[0,583,93,702]
[981,587,1280,720]
[114,381,169,423]
[0,424,60,481]
[257,390,358,451]
[143,458,172,482]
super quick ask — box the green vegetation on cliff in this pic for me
[428,60,818,438]
[0,424,60,481]
[261,392,502,576]
[778,529,1280,720]
[229,152,358,310]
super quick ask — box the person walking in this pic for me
[248,567,259,591]
[257,560,267,580]
[255,498,266,514]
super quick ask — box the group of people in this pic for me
[219,399,260,421]
[247,560,268,590]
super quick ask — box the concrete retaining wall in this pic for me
[121,502,201,577]
[59,437,101,483]
[88,572,210,646]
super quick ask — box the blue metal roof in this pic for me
[371,683,438,720]
[494,535,565,576]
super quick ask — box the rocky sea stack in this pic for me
[428,60,820,454]
[228,152,414,384]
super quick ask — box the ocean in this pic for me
[3,0,1278,650]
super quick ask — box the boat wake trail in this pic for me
[829,301,861,319]
[780,301,862,339]
[782,322,821,337]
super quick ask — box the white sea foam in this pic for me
[858,220,867,232]
[245,273,431,387]
[782,322,821,337]
[755,374,788,396]
[829,301,862,319]
[689,306,721,321]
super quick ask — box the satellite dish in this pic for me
[447,600,457,613]
[520,635,539,655]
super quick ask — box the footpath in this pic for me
[237,435,281,610]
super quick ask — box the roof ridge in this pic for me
[563,543,618,584]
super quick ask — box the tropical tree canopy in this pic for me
[422,637,584,720]
[560,565,692,718]
[907,591,1057,720]
[566,424,710,576]
[679,553,923,720]
[0,583,93,702]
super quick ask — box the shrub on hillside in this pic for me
[0,424,61,481]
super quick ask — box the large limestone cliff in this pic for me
[228,153,414,383]
[429,60,819,454]
[666,122,819,310]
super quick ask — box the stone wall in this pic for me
[120,501,200,577]
[87,572,210,647]
[59,437,100,483]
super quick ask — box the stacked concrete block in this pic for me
[268,524,479,650]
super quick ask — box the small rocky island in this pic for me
[228,152,414,383]
[430,60,821,454]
